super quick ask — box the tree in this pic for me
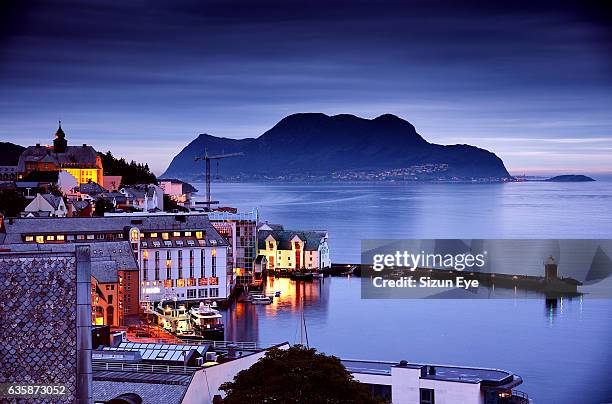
[94,198,114,217]
[0,189,28,217]
[99,151,158,186]
[220,345,383,403]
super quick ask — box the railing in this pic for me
[92,361,200,375]
[510,390,530,404]
[124,336,259,350]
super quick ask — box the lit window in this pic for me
[173,232,181,237]
[150,232,158,238]
[185,231,192,237]
[176,279,185,287]
[25,236,34,242]
[57,235,65,241]
[162,233,169,240]
[87,235,94,240]
[195,231,203,239]
[46,235,55,241]
[36,235,44,244]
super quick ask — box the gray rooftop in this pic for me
[17,144,99,172]
[258,229,327,251]
[93,380,188,404]
[0,241,138,283]
[0,214,228,246]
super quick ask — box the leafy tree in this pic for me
[99,151,158,186]
[220,345,382,403]
[94,198,114,217]
[0,189,28,217]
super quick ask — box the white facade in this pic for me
[23,193,67,217]
[136,232,229,304]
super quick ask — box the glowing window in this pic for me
[25,236,34,242]
[162,233,169,240]
[195,231,203,239]
[36,236,44,244]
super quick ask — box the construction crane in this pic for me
[194,150,244,210]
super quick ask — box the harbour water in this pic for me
[196,181,612,403]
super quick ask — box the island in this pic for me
[545,175,595,182]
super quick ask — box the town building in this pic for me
[17,122,103,185]
[258,228,331,272]
[103,175,122,191]
[0,213,230,306]
[22,193,67,217]
[159,178,198,207]
[120,184,164,212]
[0,165,18,181]
[1,242,140,327]
[207,209,258,287]
[344,359,528,404]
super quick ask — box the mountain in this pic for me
[0,142,25,165]
[545,175,595,182]
[162,113,511,181]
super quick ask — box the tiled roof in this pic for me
[258,229,327,251]
[1,214,229,246]
[0,251,79,403]
[93,380,188,404]
[42,193,64,209]
[18,144,99,172]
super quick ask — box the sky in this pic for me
[0,0,611,175]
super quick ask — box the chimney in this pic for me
[82,144,87,147]
[76,246,93,403]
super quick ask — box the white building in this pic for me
[120,184,164,212]
[159,178,198,208]
[22,193,67,217]
[0,213,230,306]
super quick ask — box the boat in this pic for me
[290,272,314,281]
[189,302,224,340]
[147,300,191,334]
[251,294,273,305]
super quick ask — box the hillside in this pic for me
[0,142,25,165]
[162,113,511,181]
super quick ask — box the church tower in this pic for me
[53,121,67,153]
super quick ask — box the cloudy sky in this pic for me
[1,0,611,175]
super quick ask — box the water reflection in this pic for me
[222,277,330,343]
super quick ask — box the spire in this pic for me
[53,120,67,152]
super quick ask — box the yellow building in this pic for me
[258,229,330,272]
[17,122,103,185]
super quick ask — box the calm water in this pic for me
[196,181,612,403]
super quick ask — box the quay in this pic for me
[327,257,582,296]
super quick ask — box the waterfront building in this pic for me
[22,193,67,217]
[258,228,331,272]
[17,122,104,185]
[207,209,258,287]
[0,214,229,306]
[159,178,198,207]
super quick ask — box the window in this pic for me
[35,235,44,243]
[195,231,203,239]
[77,234,85,240]
[200,250,206,278]
[56,235,65,241]
[164,279,173,288]
[176,279,185,287]
[211,249,217,277]
[210,288,219,298]
[198,288,208,298]
[150,232,158,238]
[420,388,435,404]
[185,231,192,237]
[162,232,169,240]
[187,289,196,299]
[46,235,55,241]
[178,250,183,270]
[173,232,181,237]
[25,236,34,242]
[87,234,94,240]
[108,295,113,304]
[155,251,160,271]
[189,250,194,278]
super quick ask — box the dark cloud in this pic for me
[0,0,610,173]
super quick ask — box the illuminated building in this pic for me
[207,209,258,287]
[1,213,229,306]
[258,229,330,272]
[17,122,103,185]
